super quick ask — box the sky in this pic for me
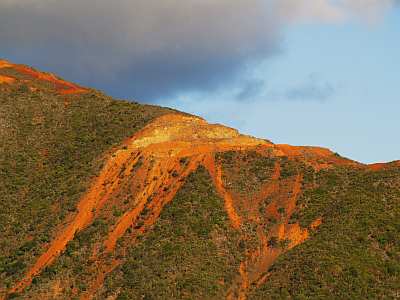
[0,0,399,163]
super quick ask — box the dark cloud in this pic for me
[0,0,281,101]
[236,79,267,101]
[0,0,396,102]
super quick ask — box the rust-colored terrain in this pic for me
[1,60,399,300]
[0,75,15,85]
[6,113,359,299]
[0,59,87,94]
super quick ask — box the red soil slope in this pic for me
[6,113,365,300]
[368,160,400,171]
[0,75,15,84]
[0,59,87,94]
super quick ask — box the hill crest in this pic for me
[1,60,399,300]
[0,59,87,95]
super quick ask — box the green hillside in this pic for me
[0,63,172,294]
[1,61,399,300]
[249,166,400,299]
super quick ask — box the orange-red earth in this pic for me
[7,113,366,300]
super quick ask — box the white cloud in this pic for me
[273,0,397,23]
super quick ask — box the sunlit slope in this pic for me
[0,59,172,297]
[1,60,399,300]
[249,165,400,299]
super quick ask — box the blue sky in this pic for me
[0,1,398,163]
[162,7,400,163]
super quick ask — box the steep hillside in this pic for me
[0,59,173,297]
[1,60,399,300]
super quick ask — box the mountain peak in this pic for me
[1,61,399,300]
[0,59,87,95]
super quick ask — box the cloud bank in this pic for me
[0,0,396,101]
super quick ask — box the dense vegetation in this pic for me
[215,151,400,299]
[0,71,172,291]
[249,166,400,299]
[102,167,243,299]
[1,63,399,299]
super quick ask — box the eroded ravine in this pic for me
[226,173,311,300]
[8,113,344,299]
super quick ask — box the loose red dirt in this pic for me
[0,75,15,84]
[0,59,87,94]
[8,113,365,300]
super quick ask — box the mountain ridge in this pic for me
[1,58,398,167]
[1,60,399,299]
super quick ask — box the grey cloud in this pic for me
[285,75,336,102]
[0,0,280,101]
[0,0,396,102]
[236,79,266,101]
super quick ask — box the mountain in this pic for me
[0,60,399,300]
